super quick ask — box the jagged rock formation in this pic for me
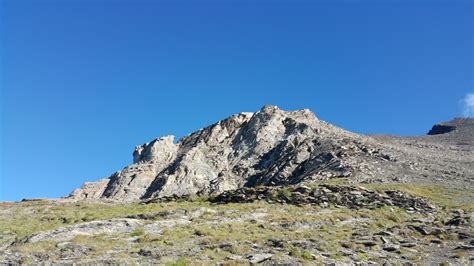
[428,117,473,135]
[210,185,437,213]
[68,106,473,202]
[428,124,457,135]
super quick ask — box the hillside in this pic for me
[1,106,472,264]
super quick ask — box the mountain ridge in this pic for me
[68,106,473,203]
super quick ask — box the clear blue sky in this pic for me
[1,0,472,201]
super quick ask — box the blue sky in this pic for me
[1,0,472,201]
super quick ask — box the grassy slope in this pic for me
[0,182,472,264]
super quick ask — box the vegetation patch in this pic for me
[1,184,472,264]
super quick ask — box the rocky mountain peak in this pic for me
[68,106,473,203]
[427,117,474,135]
[133,135,176,164]
[259,104,280,113]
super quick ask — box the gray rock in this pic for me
[210,184,437,213]
[143,219,191,235]
[383,244,400,252]
[454,244,474,250]
[226,254,243,260]
[25,218,143,243]
[247,253,273,263]
[67,106,474,203]
[400,242,417,248]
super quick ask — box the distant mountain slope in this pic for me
[426,117,474,145]
[69,107,473,202]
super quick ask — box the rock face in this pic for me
[427,117,473,135]
[428,124,457,135]
[68,179,109,200]
[428,117,473,133]
[209,184,437,213]
[68,106,473,202]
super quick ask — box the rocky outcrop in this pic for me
[101,136,179,201]
[68,106,473,202]
[68,179,110,200]
[209,185,437,213]
[425,117,474,148]
[427,117,474,135]
[21,219,143,244]
[428,124,457,135]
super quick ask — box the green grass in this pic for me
[0,200,209,239]
[356,252,368,261]
[12,240,57,254]
[72,234,124,253]
[365,183,474,209]
[1,182,472,264]
[301,250,314,260]
[130,228,145,237]
[278,187,292,199]
[165,257,189,266]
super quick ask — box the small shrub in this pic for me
[287,245,302,257]
[130,228,145,237]
[278,188,292,199]
[356,252,368,261]
[189,194,209,202]
[301,250,314,260]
